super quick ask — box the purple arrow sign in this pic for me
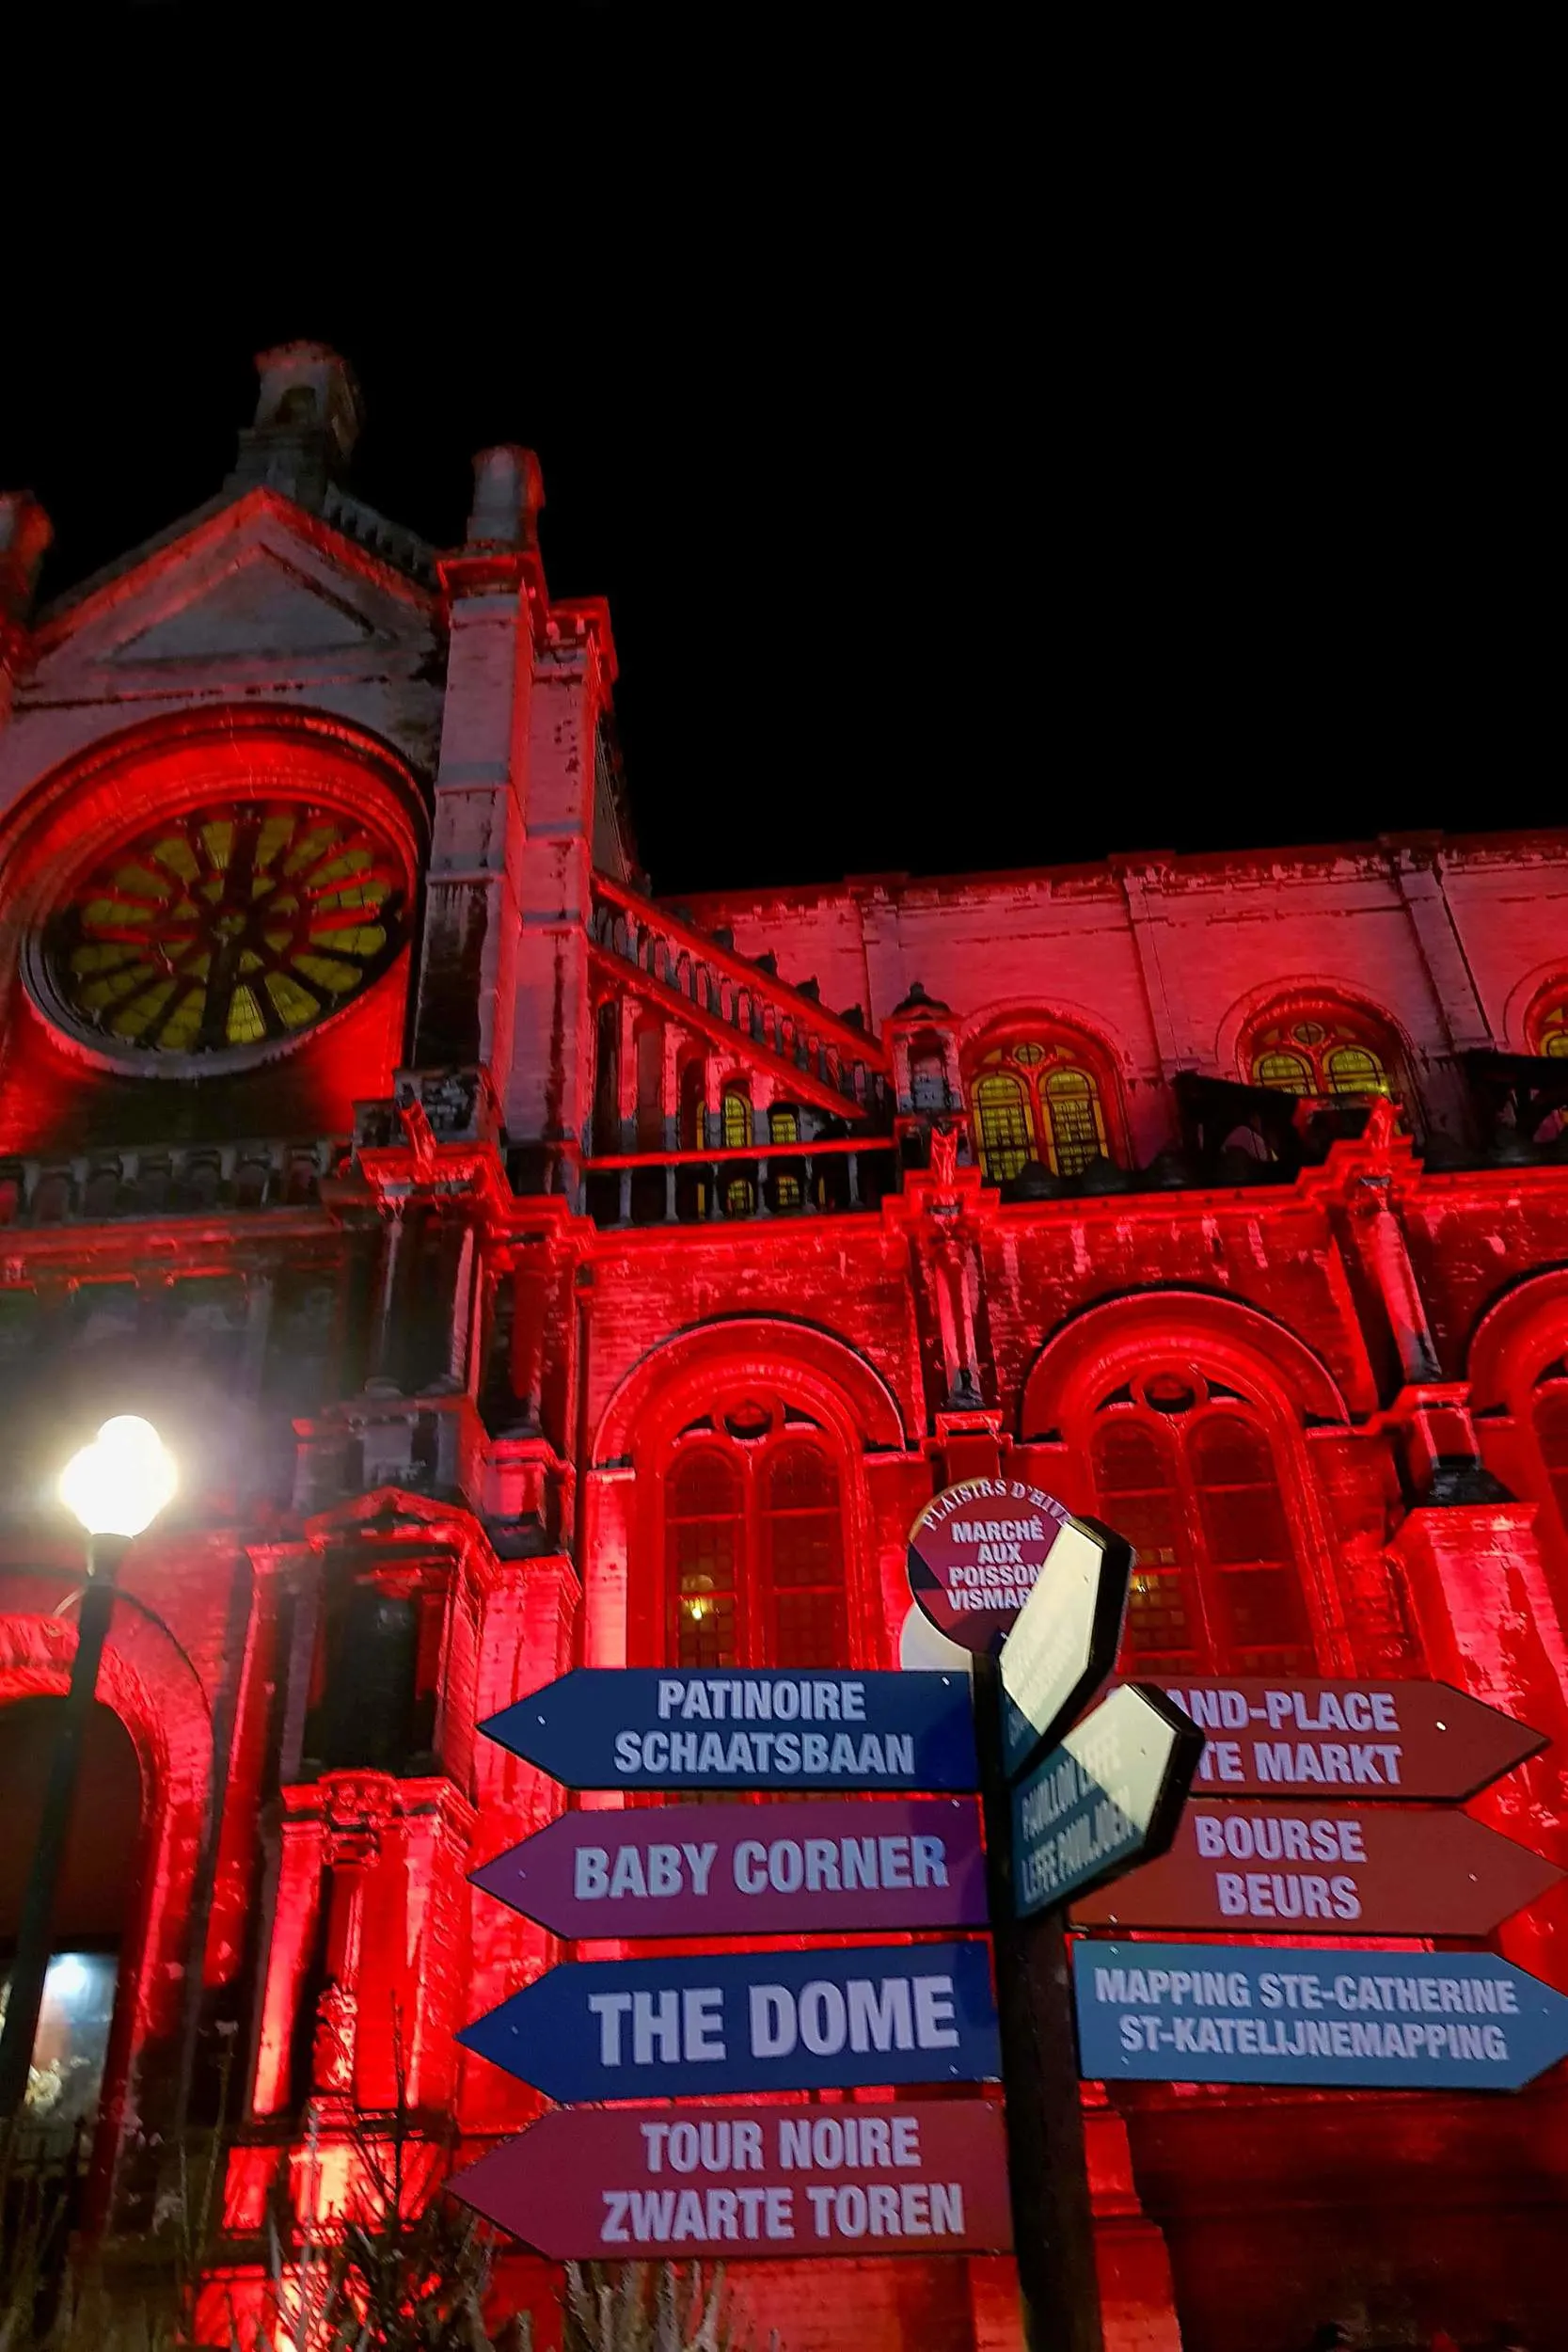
[472,1798,989,1940]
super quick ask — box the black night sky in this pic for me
[2,12,1547,898]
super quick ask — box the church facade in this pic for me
[2,345,1566,2352]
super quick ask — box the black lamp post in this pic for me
[0,1418,176,2132]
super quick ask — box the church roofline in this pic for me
[663,828,1568,915]
[27,482,443,651]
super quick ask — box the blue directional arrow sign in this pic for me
[1073,1939,1568,2092]
[1012,1683,1202,1918]
[480,1669,977,1792]
[460,1942,1001,2102]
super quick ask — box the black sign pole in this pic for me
[974,1649,1104,2352]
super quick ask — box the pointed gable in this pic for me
[105,543,384,663]
[26,489,438,691]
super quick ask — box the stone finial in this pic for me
[253,342,362,465]
[466,446,545,548]
[230,342,363,505]
[893,979,952,1019]
[0,493,54,621]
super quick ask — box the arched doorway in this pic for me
[0,1695,143,2165]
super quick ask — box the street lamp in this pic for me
[0,1418,177,2128]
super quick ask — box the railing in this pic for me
[0,1137,348,1226]
[579,1135,901,1227]
[319,485,438,585]
[590,878,891,1120]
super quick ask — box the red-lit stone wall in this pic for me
[4,362,1568,2350]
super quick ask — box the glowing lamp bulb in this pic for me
[59,1416,177,1539]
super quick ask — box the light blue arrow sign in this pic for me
[460,1942,1001,2102]
[481,1669,977,1792]
[1000,1517,1132,1779]
[1073,1939,1568,2092]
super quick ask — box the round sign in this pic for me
[907,1477,1074,1655]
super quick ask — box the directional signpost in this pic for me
[459,1941,1002,2102]
[451,2101,1014,2263]
[473,1796,988,1939]
[1167,1676,1546,1799]
[999,1516,1133,1778]
[1069,1672,1564,2123]
[456,1626,1023,2312]
[969,1502,1142,2352]
[453,1454,1564,2352]
[480,1667,978,1791]
[1069,1797,1564,1937]
[1011,1684,1204,1920]
[1073,1940,1568,2092]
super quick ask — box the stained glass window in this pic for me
[1249,1016,1393,1101]
[974,1073,1036,1182]
[44,803,404,1059]
[769,1105,801,1211]
[1529,998,1568,1058]
[971,1036,1111,1181]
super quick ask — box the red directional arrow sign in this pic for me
[1165,1677,1546,1801]
[450,2100,1014,2262]
[1069,1799,1565,1937]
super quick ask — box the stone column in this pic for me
[1388,1502,1568,1986]
[463,1552,579,2136]
[411,450,541,1083]
[616,995,638,1149]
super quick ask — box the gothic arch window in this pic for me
[679,1059,706,1149]
[661,1396,848,1669]
[667,1448,743,1668]
[1088,1368,1316,1676]
[721,1088,754,1216]
[1244,1004,1400,1104]
[592,1001,620,1155]
[967,1029,1115,1184]
[769,1104,801,1211]
[721,1089,752,1150]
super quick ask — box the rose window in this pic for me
[42,803,405,1060]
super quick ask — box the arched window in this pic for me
[762,1442,844,1664]
[721,1089,753,1216]
[974,1073,1035,1182]
[1246,1010,1395,1102]
[661,1400,848,1668]
[769,1104,801,1211]
[679,1060,705,1149]
[667,1448,743,1668]
[969,1033,1112,1182]
[592,1001,620,1155]
[1089,1370,1315,1676]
